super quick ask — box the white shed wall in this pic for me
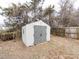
[25,24,34,47]
[47,26,50,41]
[30,21,50,41]
[22,26,27,46]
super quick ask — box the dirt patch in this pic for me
[0,36,79,59]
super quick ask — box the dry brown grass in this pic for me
[0,36,79,59]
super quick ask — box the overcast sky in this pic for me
[0,0,79,25]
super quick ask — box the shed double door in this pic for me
[34,25,47,44]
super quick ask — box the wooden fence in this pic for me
[0,29,21,41]
[0,31,16,41]
[51,27,79,39]
[51,27,65,37]
[65,27,79,39]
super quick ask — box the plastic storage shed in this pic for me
[22,20,50,47]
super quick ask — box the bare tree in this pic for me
[71,8,79,26]
[1,3,29,30]
[43,5,54,26]
[59,0,75,27]
[1,0,45,30]
[28,0,45,21]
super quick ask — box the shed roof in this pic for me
[23,20,50,27]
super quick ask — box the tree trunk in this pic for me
[49,14,51,26]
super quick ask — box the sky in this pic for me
[0,0,79,25]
